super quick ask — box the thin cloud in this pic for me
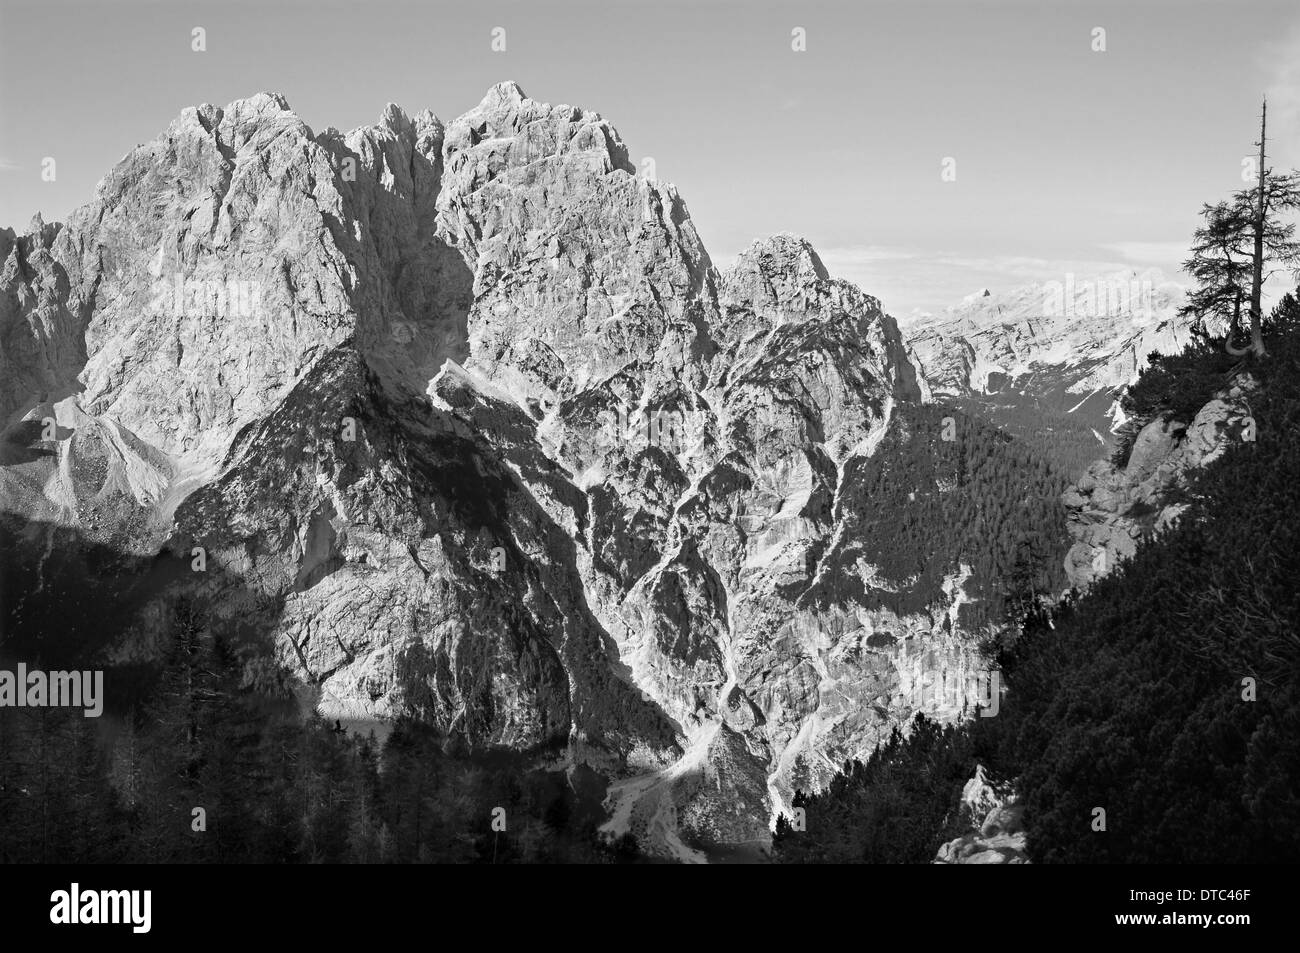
[817,244,1182,317]
[1098,241,1190,268]
[1262,22,1300,167]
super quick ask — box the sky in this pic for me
[2,0,1299,316]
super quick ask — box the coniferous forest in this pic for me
[0,601,637,864]
[775,294,1300,864]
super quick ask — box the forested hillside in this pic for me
[947,390,1113,480]
[805,403,1070,632]
[776,293,1300,864]
[0,597,637,864]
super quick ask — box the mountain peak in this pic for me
[167,91,307,150]
[378,102,413,133]
[219,91,295,120]
[483,79,528,103]
[904,271,1195,431]
[734,233,830,282]
[465,80,531,118]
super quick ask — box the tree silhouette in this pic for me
[1180,200,1253,342]
[1227,100,1300,357]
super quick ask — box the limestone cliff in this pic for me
[1,83,997,860]
[1062,375,1258,589]
[905,272,1190,413]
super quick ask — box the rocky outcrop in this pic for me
[1062,376,1258,589]
[905,272,1191,420]
[933,765,1029,864]
[1,83,996,860]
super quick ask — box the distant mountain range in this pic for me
[903,272,1197,476]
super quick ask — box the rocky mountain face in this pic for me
[900,274,1200,482]
[906,273,1190,409]
[902,275,1193,461]
[1061,376,1258,590]
[0,82,1016,861]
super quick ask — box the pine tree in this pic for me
[1181,200,1254,342]
[1217,100,1300,358]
